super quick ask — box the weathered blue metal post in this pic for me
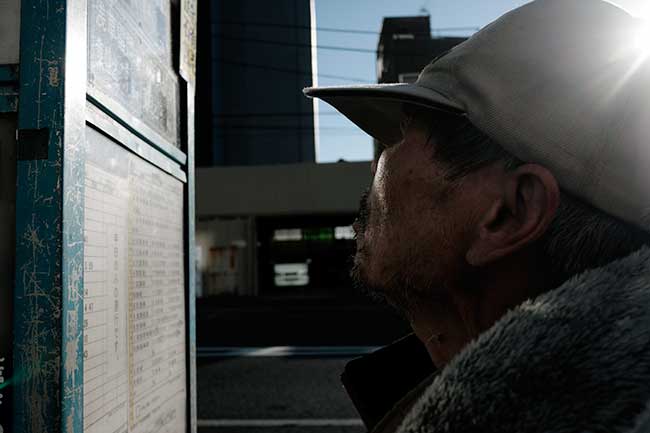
[8,0,197,431]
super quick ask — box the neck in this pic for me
[410,252,550,368]
[409,293,477,368]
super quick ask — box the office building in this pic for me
[196,0,318,166]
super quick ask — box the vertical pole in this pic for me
[13,0,86,432]
[185,81,198,433]
[60,0,87,432]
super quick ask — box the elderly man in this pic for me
[305,0,650,432]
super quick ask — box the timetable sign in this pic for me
[82,127,186,433]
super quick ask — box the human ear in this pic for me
[465,164,559,266]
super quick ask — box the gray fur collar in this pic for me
[398,247,650,433]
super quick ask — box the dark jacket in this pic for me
[344,247,650,433]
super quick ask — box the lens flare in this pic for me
[632,24,650,58]
[604,20,650,102]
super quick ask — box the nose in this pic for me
[371,146,387,176]
[352,220,360,235]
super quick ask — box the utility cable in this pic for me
[215,58,369,83]
[214,125,359,131]
[216,33,377,54]
[216,19,479,36]
[215,33,467,56]
[214,131,367,137]
[214,112,342,118]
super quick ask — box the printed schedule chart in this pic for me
[83,160,129,433]
[82,127,186,433]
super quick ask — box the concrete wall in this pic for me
[196,161,371,217]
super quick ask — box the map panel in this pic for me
[88,0,180,147]
[82,126,186,433]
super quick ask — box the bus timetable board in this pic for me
[82,127,186,433]
[10,0,196,431]
[82,0,188,430]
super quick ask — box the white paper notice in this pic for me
[83,127,186,433]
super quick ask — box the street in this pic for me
[196,295,411,433]
[197,356,363,433]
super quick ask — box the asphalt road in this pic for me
[197,356,367,433]
[196,295,410,433]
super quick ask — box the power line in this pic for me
[216,34,377,54]
[215,58,369,83]
[215,34,465,57]
[215,125,358,131]
[214,130,367,136]
[214,111,342,118]
[215,131,367,137]
[216,19,479,36]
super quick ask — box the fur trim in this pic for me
[630,401,650,433]
[398,247,650,433]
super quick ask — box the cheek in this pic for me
[364,165,394,239]
[363,148,459,269]
[364,196,423,272]
[398,188,466,263]
[360,199,399,279]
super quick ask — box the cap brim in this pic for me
[304,83,464,144]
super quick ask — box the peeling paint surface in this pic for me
[14,155,64,433]
[48,66,60,88]
[61,136,84,433]
[60,0,88,431]
[13,0,195,431]
[13,1,84,433]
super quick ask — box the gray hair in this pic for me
[403,105,650,286]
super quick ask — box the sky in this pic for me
[313,0,650,163]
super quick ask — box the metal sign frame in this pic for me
[11,0,196,432]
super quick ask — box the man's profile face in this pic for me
[352,124,478,314]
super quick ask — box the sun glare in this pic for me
[632,24,650,59]
[602,6,650,103]
[612,0,650,19]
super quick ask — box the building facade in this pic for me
[196,0,318,167]
[374,16,467,157]
[195,162,370,297]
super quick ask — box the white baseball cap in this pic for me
[304,0,650,232]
